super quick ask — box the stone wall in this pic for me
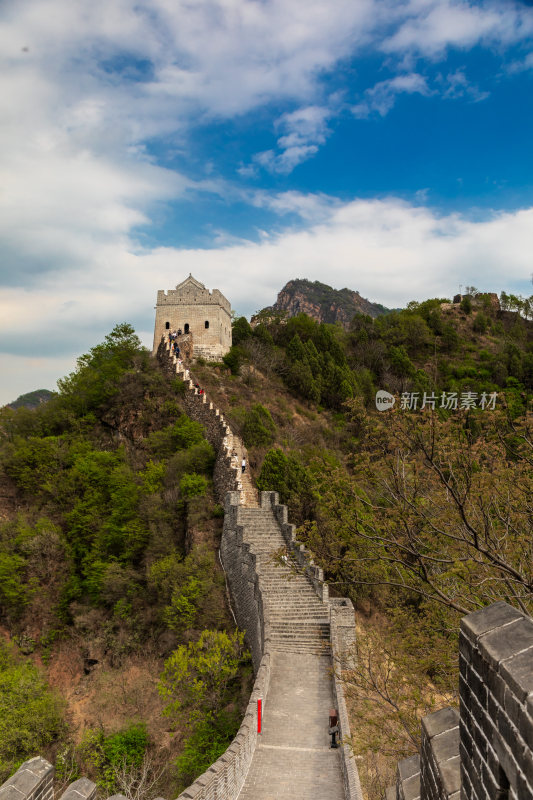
[388,601,533,800]
[156,338,241,502]
[256,492,361,799]
[460,601,533,799]
[420,708,460,800]
[0,758,97,800]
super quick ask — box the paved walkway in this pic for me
[236,508,345,800]
[238,652,344,799]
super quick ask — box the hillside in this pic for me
[256,278,389,328]
[1,294,532,800]
[193,291,533,797]
[7,389,55,410]
[0,325,250,797]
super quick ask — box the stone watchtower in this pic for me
[152,275,232,361]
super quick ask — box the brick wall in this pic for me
[420,708,460,800]
[388,601,533,800]
[153,277,231,358]
[460,601,533,799]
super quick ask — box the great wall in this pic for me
[2,327,533,800]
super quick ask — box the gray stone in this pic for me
[58,778,96,800]
[480,619,533,669]
[438,754,461,794]
[500,648,533,702]
[461,603,524,641]
[398,755,420,781]
[421,707,460,739]
[432,727,460,764]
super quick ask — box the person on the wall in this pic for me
[241,457,246,474]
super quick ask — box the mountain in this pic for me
[256,278,389,328]
[7,389,55,410]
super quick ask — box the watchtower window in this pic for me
[205,320,209,329]
[165,321,170,329]
[184,323,190,334]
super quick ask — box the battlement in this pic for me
[389,600,533,800]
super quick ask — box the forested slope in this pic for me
[191,292,533,798]
[0,325,250,797]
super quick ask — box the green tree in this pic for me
[242,404,276,448]
[232,317,253,346]
[57,323,142,415]
[159,630,246,725]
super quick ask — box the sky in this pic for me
[1,0,533,404]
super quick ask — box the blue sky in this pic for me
[1,0,533,404]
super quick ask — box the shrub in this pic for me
[0,641,64,781]
[232,317,253,346]
[460,296,472,314]
[175,712,240,786]
[179,473,208,499]
[241,404,276,448]
[473,313,488,334]
[80,723,148,795]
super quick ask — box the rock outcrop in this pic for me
[255,279,388,329]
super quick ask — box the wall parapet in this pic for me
[388,600,533,800]
[420,708,460,800]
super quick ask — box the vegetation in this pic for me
[0,324,249,794]
[1,292,533,799]
[189,294,533,797]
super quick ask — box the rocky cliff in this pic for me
[257,279,388,328]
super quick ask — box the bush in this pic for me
[80,723,148,795]
[0,641,64,780]
[232,317,253,346]
[175,712,240,786]
[241,404,276,448]
[473,313,488,334]
[460,296,472,314]
[180,473,208,499]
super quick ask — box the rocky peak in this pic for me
[258,279,388,329]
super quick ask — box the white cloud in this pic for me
[352,72,431,117]
[2,194,533,404]
[440,69,490,101]
[381,0,533,60]
[254,103,335,173]
[2,0,533,404]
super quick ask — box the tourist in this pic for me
[241,457,246,474]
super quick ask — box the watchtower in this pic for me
[152,275,232,361]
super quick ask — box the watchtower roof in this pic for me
[174,274,206,292]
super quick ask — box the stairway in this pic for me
[237,507,330,654]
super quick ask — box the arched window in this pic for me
[205,320,209,329]
[165,321,170,329]
[184,323,189,334]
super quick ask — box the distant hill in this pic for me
[256,279,389,328]
[7,389,55,410]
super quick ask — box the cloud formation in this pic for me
[1,0,533,403]
[2,193,533,403]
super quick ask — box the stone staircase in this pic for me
[238,507,330,655]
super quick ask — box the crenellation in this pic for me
[391,600,533,800]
